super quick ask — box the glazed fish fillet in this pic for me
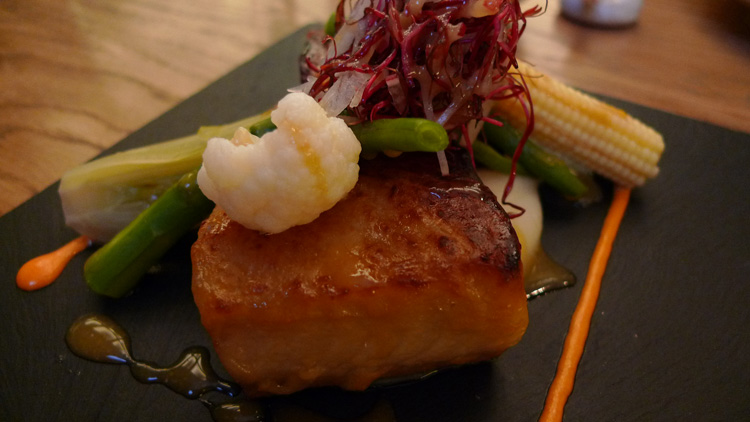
[191,151,528,396]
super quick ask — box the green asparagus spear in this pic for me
[483,122,588,198]
[84,169,214,298]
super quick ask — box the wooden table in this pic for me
[2,0,749,217]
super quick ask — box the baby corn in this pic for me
[493,61,665,187]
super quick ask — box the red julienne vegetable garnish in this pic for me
[302,0,542,216]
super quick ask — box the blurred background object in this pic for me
[561,0,644,27]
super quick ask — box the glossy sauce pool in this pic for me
[65,314,266,422]
[65,314,395,422]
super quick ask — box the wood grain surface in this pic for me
[1,0,749,217]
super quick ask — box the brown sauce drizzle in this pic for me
[525,247,576,299]
[65,314,266,421]
[65,314,401,421]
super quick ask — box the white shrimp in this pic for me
[197,92,361,233]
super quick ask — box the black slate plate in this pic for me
[1,26,749,422]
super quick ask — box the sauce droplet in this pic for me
[17,235,92,291]
[65,314,247,413]
[525,247,577,299]
[65,313,132,364]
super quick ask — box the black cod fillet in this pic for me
[191,150,528,396]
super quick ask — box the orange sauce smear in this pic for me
[539,187,631,422]
[16,235,92,291]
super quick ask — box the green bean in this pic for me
[483,122,588,198]
[248,117,277,137]
[351,118,449,154]
[84,169,214,298]
[246,117,449,155]
[324,12,337,37]
[471,141,530,176]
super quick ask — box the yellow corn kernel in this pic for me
[493,61,665,187]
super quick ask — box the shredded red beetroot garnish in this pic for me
[303,0,543,215]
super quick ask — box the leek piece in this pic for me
[59,111,270,242]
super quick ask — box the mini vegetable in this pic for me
[493,60,664,187]
[84,169,214,298]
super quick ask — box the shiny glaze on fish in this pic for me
[192,150,528,396]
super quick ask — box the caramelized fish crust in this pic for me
[191,151,528,396]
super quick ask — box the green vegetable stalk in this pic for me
[471,141,529,176]
[483,122,588,198]
[351,118,449,154]
[84,169,214,298]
